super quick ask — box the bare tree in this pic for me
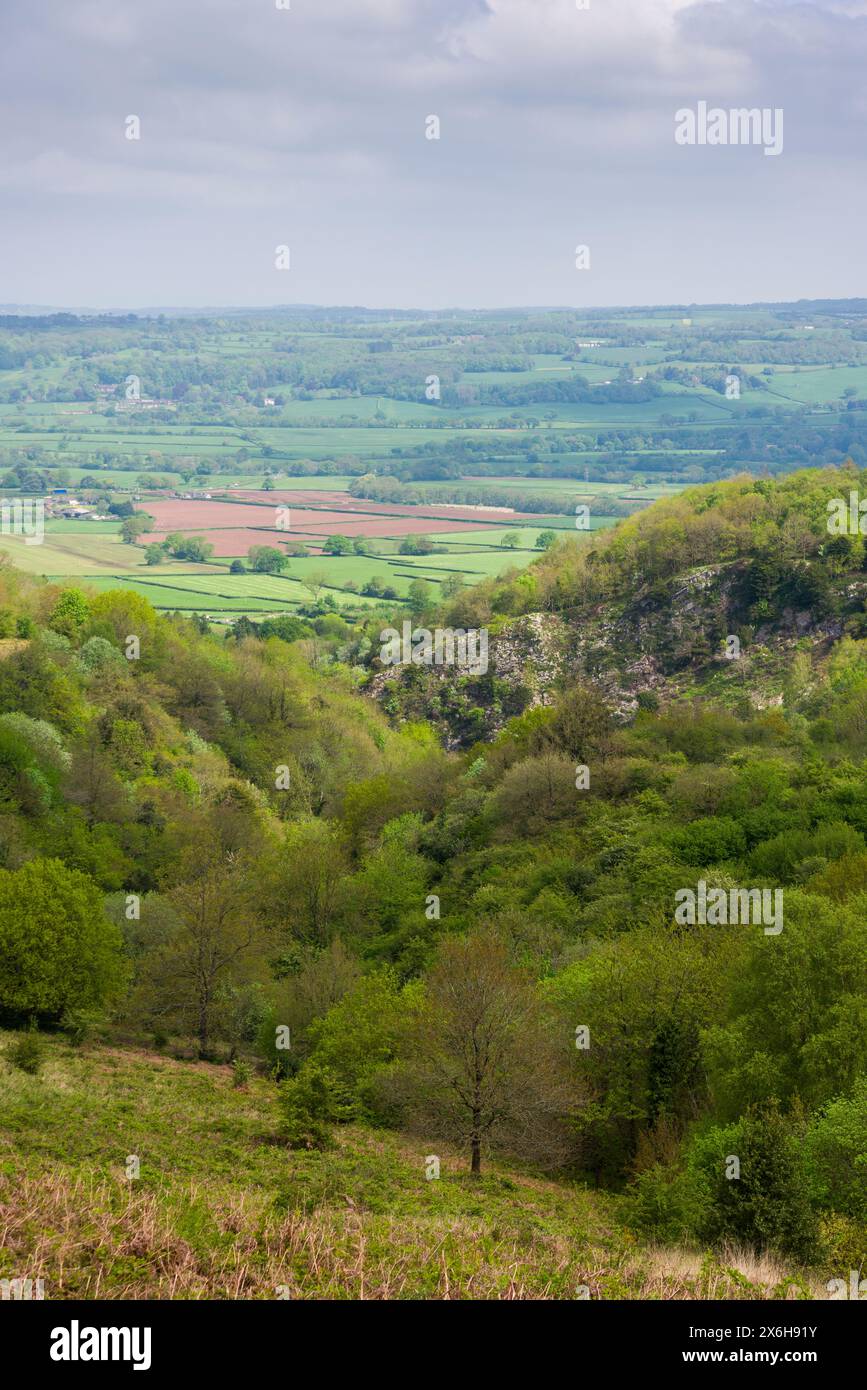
[398,929,577,1175]
[140,849,264,1056]
[65,725,128,827]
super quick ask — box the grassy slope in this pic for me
[0,1034,818,1301]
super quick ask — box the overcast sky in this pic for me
[1,0,865,311]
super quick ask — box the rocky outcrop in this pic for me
[369,558,859,747]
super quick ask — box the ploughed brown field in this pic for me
[225,489,541,525]
[146,527,305,557]
[138,494,547,553]
[147,518,516,554]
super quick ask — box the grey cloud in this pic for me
[0,0,864,307]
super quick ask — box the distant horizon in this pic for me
[2,295,867,319]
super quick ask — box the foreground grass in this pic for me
[0,1034,819,1300]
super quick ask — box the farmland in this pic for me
[5,299,867,620]
[0,493,565,617]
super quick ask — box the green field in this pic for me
[394,550,539,579]
[78,570,393,613]
[37,469,359,491]
[4,300,867,621]
[0,530,230,578]
[0,532,160,575]
[65,544,566,613]
[422,529,556,548]
[455,478,685,497]
[79,576,303,612]
[742,365,867,406]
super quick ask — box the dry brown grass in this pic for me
[0,1036,826,1301]
[638,1245,824,1300]
[0,1166,824,1301]
[0,1166,588,1300]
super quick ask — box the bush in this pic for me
[689,1104,819,1262]
[803,1078,867,1222]
[231,1059,253,1089]
[819,1213,867,1274]
[6,1026,45,1075]
[255,1007,296,1081]
[279,1060,354,1150]
[74,636,124,675]
[749,822,863,883]
[670,815,747,866]
[302,970,407,1122]
[622,1163,699,1244]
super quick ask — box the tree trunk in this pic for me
[471,1113,482,1175]
[198,993,210,1058]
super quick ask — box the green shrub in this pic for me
[302,969,409,1121]
[819,1213,867,1274]
[749,822,863,883]
[255,1007,296,1081]
[0,858,127,1020]
[6,1026,45,1075]
[669,815,746,865]
[689,1104,819,1262]
[279,1061,354,1150]
[231,1059,253,1089]
[803,1078,867,1223]
[622,1163,699,1244]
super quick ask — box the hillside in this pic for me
[0,1034,819,1301]
[0,467,864,1303]
[371,464,867,742]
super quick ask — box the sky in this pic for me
[1,0,866,311]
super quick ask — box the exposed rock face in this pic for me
[488,613,568,697]
[366,613,568,748]
[369,559,855,747]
